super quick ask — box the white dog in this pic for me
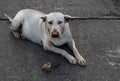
[4,9,86,65]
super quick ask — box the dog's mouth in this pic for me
[51,31,60,38]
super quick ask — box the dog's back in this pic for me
[18,9,46,44]
[13,9,45,24]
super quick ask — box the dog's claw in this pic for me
[11,31,20,38]
[77,57,86,66]
[67,56,77,64]
[13,33,20,38]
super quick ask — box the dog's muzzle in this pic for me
[51,30,59,38]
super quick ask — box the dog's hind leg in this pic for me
[10,21,21,38]
[20,33,26,40]
[4,14,22,38]
[12,31,20,38]
[10,17,23,38]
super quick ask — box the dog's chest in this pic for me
[50,38,67,46]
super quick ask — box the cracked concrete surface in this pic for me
[0,0,120,81]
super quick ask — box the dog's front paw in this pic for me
[77,57,86,66]
[67,55,77,64]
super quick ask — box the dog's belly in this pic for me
[22,24,43,45]
[22,31,42,45]
[16,9,45,45]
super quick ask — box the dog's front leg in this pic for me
[67,39,86,65]
[43,42,77,64]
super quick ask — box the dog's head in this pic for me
[41,12,75,38]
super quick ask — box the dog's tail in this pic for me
[4,13,13,22]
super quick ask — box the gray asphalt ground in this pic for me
[0,0,120,81]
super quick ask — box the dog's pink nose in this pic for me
[52,32,58,36]
[51,30,59,38]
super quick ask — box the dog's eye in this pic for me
[58,21,62,24]
[48,21,53,25]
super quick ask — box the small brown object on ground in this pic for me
[42,63,52,72]
[42,62,60,72]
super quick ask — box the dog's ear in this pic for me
[64,15,76,21]
[40,16,47,21]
